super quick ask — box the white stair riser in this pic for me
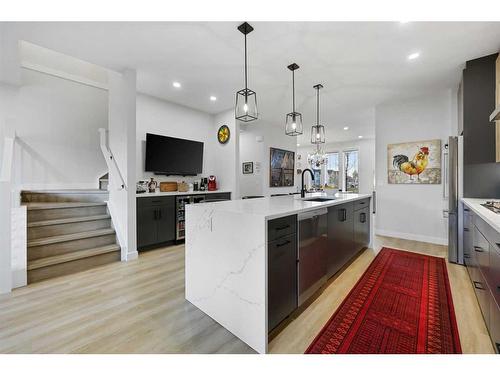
[28,251,121,283]
[28,218,112,240]
[22,192,109,203]
[28,205,107,221]
[28,234,117,260]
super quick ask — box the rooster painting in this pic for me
[392,146,429,181]
[387,140,441,184]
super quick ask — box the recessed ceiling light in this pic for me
[408,52,420,60]
[210,96,217,101]
[343,126,349,130]
[399,21,410,24]
[358,135,363,139]
[172,81,181,88]
[297,143,300,147]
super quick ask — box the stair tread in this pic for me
[28,244,120,270]
[28,228,116,247]
[28,214,111,227]
[26,202,107,210]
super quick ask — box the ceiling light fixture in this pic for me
[343,126,349,130]
[285,63,303,136]
[408,52,420,60]
[210,96,217,101]
[297,143,300,147]
[172,81,181,88]
[311,84,326,144]
[235,22,258,123]
[358,135,363,139]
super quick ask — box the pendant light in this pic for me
[235,22,258,122]
[311,84,326,144]
[285,63,303,136]
[308,144,327,168]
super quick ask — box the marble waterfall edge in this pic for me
[185,203,267,353]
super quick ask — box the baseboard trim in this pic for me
[375,229,448,246]
[125,250,138,261]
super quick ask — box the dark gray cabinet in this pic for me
[327,202,355,279]
[354,206,370,251]
[137,196,175,250]
[267,215,297,332]
[464,208,500,353]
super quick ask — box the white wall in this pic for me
[108,69,137,261]
[14,69,108,190]
[297,138,376,194]
[375,90,454,245]
[136,94,216,185]
[238,121,298,198]
[213,110,239,196]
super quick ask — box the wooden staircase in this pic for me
[23,190,121,283]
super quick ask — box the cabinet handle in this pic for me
[360,213,366,223]
[464,208,470,212]
[463,228,469,232]
[464,254,470,259]
[276,240,291,248]
[158,209,162,220]
[338,208,347,222]
[474,246,484,253]
[473,281,485,290]
[275,225,290,231]
[154,209,158,220]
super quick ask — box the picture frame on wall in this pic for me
[270,147,295,187]
[242,162,253,174]
[387,139,442,184]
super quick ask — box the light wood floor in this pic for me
[0,236,494,354]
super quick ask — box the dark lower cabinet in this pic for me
[354,206,370,251]
[137,196,175,250]
[267,215,297,332]
[327,202,355,279]
[268,233,297,331]
[465,209,500,353]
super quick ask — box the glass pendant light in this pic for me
[285,63,303,136]
[235,22,258,122]
[308,144,327,168]
[311,84,326,144]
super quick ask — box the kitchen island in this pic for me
[185,193,373,353]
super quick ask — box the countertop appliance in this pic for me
[207,176,217,191]
[448,136,464,264]
[298,208,328,306]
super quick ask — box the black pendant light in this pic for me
[285,63,303,136]
[235,22,258,122]
[311,84,326,144]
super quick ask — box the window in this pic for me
[326,152,340,188]
[312,168,322,188]
[343,150,359,193]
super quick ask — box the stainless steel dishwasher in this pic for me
[298,208,328,306]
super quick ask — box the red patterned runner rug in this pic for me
[305,248,462,354]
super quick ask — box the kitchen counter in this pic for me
[184,193,373,354]
[136,190,231,198]
[461,198,500,233]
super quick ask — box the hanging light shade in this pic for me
[308,144,327,168]
[285,63,303,136]
[235,22,258,123]
[311,84,326,144]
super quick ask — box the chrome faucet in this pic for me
[301,168,314,198]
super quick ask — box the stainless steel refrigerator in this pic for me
[447,136,463,264]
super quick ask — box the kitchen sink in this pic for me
[303,197,336,202]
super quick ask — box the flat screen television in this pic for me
[145,133,204,176]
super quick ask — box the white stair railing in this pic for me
[98,128,126,190]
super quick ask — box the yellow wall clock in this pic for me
[217,125,230,144]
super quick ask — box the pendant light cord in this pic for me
[316,86,320,126]
[292,70,295,113]
[244,34,248,91]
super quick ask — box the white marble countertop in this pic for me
[195,192,372,220]
[136,190,231,198]
[461,198,500,233]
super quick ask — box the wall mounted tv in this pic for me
[145,133,204,176]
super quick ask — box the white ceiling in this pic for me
[3,22,500,143]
